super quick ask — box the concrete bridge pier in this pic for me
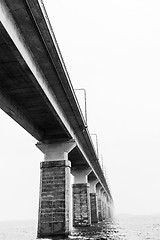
[103,192,108,220]
[72,167,92,226]
[105,194,110,219]
[96,184,103,222]
[103,193,108,220]
[100,189,106,220]
[108,201,114,219]
[108,205,111,218]
[89,179,99,223]
[36,140,76,238]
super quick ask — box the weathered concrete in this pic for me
[72,183,91,226]
[107,201,114,219]
[37,160,71,238]
[37,141,75,237]
[101,189,106,220]
[90,193,98,223]
[89,179,99,223]
[103,193,108,220]
[97,198,103,222]
[72,168,91,226]
[96,184,103,222]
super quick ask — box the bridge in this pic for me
[0,0,113,237]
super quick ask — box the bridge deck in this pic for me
[0,0,112,200]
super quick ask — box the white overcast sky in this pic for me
[0,0,160,220]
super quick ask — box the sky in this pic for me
[0,0,160,220]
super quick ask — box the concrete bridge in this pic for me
[0,0,113,238]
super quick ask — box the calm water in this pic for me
[0,215,160,240]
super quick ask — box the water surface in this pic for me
[0,215,160,240]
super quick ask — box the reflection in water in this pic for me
[68,215,160,240]
[68,219,125,240]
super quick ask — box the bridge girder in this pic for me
[0,0,112,200]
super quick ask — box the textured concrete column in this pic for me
[37,140,76,238]
[101,189,106,220]
[72,168,91,226]
[89,179,98,223]
[105,194,109,219]
[96,184,103,222]
[108,201,114,219]
[108,205,111,218]
[103,193,108,220]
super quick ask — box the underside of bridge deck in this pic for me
[0,0,112,201]
[0,0,114,237]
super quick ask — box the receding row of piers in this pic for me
[0,1,113,238]
[37,141,113,238]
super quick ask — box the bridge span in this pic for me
[0,0,113,237]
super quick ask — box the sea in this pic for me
[0,214,160,240]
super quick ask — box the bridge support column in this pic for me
[103,193,108,220]
[89,179,98,223]
[96,184,103,222]
[101,189,106,220]
[108,205,111,218]
[72,168,91,226]
[108,201,114,219]
[36,141,76,238]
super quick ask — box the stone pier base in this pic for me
[37,160,71,238]
[98,198,103,222]
[90,193,98,223]
[102,201,105,220]
[72,183,91,226]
